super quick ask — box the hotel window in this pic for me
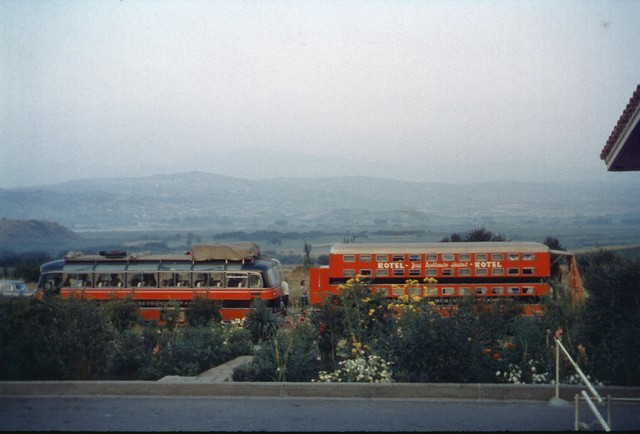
[459,287,471,296]
[392,286,405,296]
[376,286,389,296]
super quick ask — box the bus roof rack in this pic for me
[191,243,260,262]
[99,250,128,259]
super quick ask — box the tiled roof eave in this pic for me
[601,84,640,162]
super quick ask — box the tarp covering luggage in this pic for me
[191,243,260,261]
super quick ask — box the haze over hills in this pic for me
[1,172,639,240]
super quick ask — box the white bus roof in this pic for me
[329,242,549,255]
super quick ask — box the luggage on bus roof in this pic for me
[191,243,260,261]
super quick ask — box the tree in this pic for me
[543,237,565,251]
[303,242,313,268]
[464,227,506,242]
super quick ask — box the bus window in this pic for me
[159,272,177,287]
[492,253,504,261]
[391,286,405,296]
[63,273,84,288]
[459,287,471,296]
[376,269,388,277]
[194,273,208,287]
[458,269,471,276]
[128,273,143,287]
[210,271,225,287]
[392,254,404,262]
[359,255,372,262]
[442,254,455,261]
[475,254,488,261]
[360,269,372,276]
[376,255,389,262]
[492,268,505,276]
[343,255,356,262]
[523,253,536,261]
[425,254,437,261]
[249,273,263,288]
[458,254,471,261]
[176,273,190,287]
[227,272,248,288]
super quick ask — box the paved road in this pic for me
[2,396,639,431]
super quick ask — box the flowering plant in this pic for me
[315,342,393,383]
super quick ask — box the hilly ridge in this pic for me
[1,171,639,235]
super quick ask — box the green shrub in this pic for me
[102,297,139,332]
[244,299,279,343]
[186,297,222,327]
[143,326,228,379]
[233,321,320,382]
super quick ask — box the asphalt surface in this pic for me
[2,395,640,431]
[1,381,639,432]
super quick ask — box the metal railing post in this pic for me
[574,394,580,431]
[581,391,611,431]
[555,337,604,404]
[555,340,560,400]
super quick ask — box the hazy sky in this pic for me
[2,0,640,188]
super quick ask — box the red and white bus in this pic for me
[37,243,283,321]
[309,242,580,313]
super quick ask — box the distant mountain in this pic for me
[1,172,639,234]
[0,219,80,245]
